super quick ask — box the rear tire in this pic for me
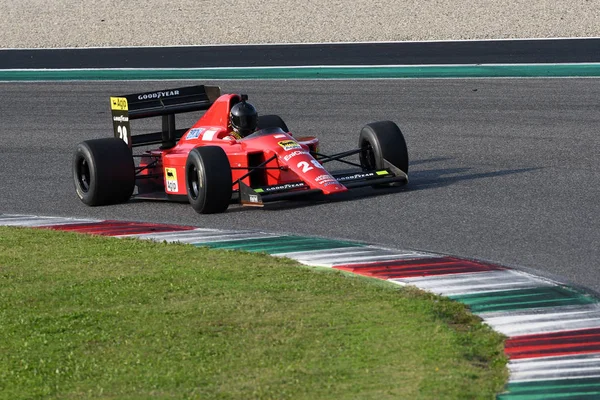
[257,115,289,132]
[185,147,232,214]
[359,121,408,174]
[72,138,135,206]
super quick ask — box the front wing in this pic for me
[239,162,408,206]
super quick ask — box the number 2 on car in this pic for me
[297,159,323,173]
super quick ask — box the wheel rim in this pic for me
[187,164,200,200]
[360,140,376,170]
[76,157,91,193]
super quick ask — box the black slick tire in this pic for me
[185,146,232,214]
[359,121,409,174]
[72,138,135,206]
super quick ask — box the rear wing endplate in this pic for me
[110,85,221,149]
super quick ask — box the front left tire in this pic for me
[185,146,232,214]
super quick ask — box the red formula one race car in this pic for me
[72,85,409,214]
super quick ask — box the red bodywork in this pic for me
[137,94,347,198]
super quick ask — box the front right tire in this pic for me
[359,121,409,174]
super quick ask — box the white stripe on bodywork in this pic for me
[508,353,600,382]
[202,130,218,140]
[391,270,554,297]
[480,304,600,336]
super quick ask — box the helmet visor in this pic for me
[232,113,258,135]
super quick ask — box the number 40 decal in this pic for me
[297,159,323,173]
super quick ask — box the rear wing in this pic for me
[110,85,221,149]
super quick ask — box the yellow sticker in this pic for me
[278,140,301,151]
[110,97,128,111]
[165,168,178,192]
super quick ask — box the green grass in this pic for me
[0,227,507,399]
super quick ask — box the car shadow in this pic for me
[409,156,455,166]
[232,158,542,212]
[406,166,541,192]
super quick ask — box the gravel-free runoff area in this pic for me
[1,0,599,48]
[0,227,507,399]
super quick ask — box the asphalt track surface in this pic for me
[1,79,599,293]
[2,39,600,68]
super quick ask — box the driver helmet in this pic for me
[230,96,258,138]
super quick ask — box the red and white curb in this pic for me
[2,213,599,399]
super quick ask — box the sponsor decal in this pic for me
[110,97,128,111]
[263,182,305,192]
[320,180,337,186]
[315,174,333,182]
[112,115,129,123]
[278,140,301,151]
[186,128,204,140]
[137,90,180,101]
[337,172,377,182]
[315,174,337,185]
[165,168,178,192]
[249,194,259,203]
[283,150,306,162]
